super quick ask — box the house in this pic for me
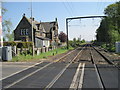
[14,14,59,48]
[40,20,59,46]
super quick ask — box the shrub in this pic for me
[3,41,18,46]
[101,43,115,52]
[3,41,33,48]
[17,42,33,48]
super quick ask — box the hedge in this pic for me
[3,41,33,48]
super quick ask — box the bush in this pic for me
[17,42,33,48]
[4,41,18,46]
[3,41,33,48]
[101,43,115,52]
[3,41,33,55]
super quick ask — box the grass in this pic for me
[11,46,74,62]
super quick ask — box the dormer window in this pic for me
[21,29,28,35]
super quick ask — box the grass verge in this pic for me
[11,46,74,62]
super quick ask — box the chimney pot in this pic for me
[30,17,34,21]
[23,13,25,17]
[55,18,57,22]
[33,18,34,21]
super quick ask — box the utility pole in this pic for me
[0,2,3,47]
[31,1,34,56]
[66,19,69,49]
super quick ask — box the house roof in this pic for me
[36,23,46,33]
[17,14,58,33]
[39,21,58,33]
[36,22,53,33]
[25,16,39,30]
[24,16,57,33]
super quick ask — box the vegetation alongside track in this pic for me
[11,46,74,62]
[95,1,120,52]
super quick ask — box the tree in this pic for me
[81,39,85,43]
[96,18,110,43]
[73,38,76,42]
[104,2,120,34]
[58,31,67,42]
[2,7,13,41]
[96,1,120,44]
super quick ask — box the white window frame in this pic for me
[21,29,28,35]
[25,29,28,35]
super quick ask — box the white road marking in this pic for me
[78,63,85,89]
[70,63,82,88]
[4,62,53,88]
[0,61,43,81]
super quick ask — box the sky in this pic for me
[2,1,117,41]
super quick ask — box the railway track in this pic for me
[90,46,105,89]
[1,44,118,89]
[92,45,120,69]
[89,44,118,89]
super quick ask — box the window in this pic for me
[21,29,28,35]
[26,29,28,35]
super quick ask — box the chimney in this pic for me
[55,18,57,22]
[30,17,34,21]
[33,18,34,21]
[23,13,25,17]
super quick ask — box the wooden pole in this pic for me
[31,1,34,56]
[66,19,69,49]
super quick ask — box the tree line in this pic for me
[96,1,120,44]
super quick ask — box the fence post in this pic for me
[12,46,17,56]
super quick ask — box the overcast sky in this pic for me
[3,1,116,41]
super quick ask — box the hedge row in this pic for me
[3,41,33,48]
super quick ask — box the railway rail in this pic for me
[92,45,120,69]
[90,46,105,89]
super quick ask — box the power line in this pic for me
[65,0,74,15]
[62,1,73,17]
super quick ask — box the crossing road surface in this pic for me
[1,44,119,90]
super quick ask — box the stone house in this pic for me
[14,14,59,48]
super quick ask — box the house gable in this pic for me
[14,15,32,41]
